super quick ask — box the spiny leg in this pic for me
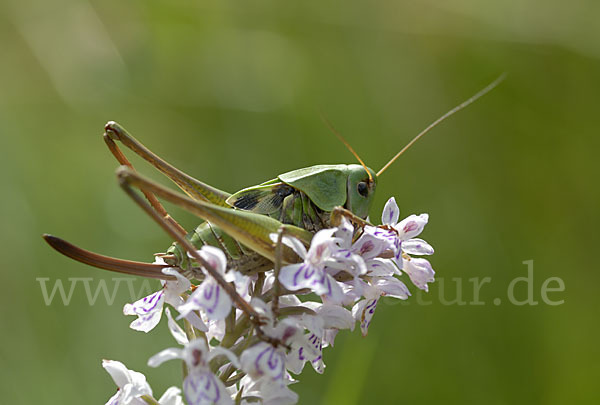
[116,166,261,321]
[104,134,187,238]
[104,121,231,207]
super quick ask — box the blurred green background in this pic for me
[1,0,598,403]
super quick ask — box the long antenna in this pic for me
[320,113,374,183]
[377,73,507,177]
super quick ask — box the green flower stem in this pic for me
[210,333,259,372]
[141,395,160,405]
[221,314,251,348]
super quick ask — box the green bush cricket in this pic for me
[43,75,504,324]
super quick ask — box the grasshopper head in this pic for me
[346,164,377,219]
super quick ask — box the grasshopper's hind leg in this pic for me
[104,121,231,207]
[42,234,176,280]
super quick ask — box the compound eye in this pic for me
[357,181,369,197]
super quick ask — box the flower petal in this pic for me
[351,232,388,261]
[373,277,411,299]
[166,308,189,345]
[105,391,121,405]
[148,348,184,368]
[319,275,345,305]
[309,228,338,251]
[102,360,153,403]
[123,290,165,332]
[178,280,232,321]
[402,238,434,255]
[396,214,429,240]
[158,386,184,405]
[162,268,191,305]
[254,379,299,405]
[328,250,367,277]
[240,342,286,381]
[181,310,208,332]
[315,304,354,331]
[402,257,435,292]
[184,371,233,405]
[366,258,399,277]
[362,226,397,253]
[381,197,400,225]
[351,298,379,337]
[286,332,324,375]
[102,359,132,389]
[182,339,211,370]
[285,348,305,375]
[204,318,227,343]
[278,263,315,292]
[279,234,308,260]
[198,245,228,275]
[334,217,355,249]
[323,329,339,348]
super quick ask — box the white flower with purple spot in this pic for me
[240,299,302,382]
[88,193,440,405]
[241,341,287,381]
[350,228,398,277]
[123,266,202,333]
[277,229,344,303]
[165,307,189,346]
[286,321,324,375]
[378,197,436,291]
[123,289,164,333]
[148,338,237,405]
[102,360,185,405]
[286,303,354,374]
[327,217,368,277]
[178,245,233,321]
[351,276,411,336]
[401,257,436,292]
[352,296,379,337]
[329,218,397,279]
